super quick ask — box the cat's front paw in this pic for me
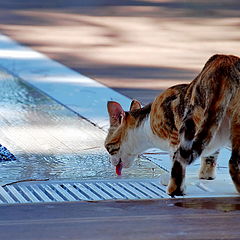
[167,178,185,197]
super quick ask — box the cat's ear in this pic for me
[107,101,125,126]
[130,99,141,111]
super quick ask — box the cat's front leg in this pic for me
[167,158,186,197]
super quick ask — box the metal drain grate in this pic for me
[0,179,168,204]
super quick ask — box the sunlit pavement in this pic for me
[0,1,239,103]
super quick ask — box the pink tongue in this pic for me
[116,163,122,176]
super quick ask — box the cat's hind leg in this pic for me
[199,150,219,180]
[229,150,240,193]
[229,120,240,193]
[167,158,186,197]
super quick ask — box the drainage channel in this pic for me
[0,179,169,204]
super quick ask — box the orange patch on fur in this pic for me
[167,179,178,195]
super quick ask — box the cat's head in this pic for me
[104,100,142,172]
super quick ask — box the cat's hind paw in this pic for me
[199,170,216,180]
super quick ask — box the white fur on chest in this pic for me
[125,116,170,154]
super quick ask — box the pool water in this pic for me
[0,69,163,184]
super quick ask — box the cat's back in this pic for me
[150,84,188,141]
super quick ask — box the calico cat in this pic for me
[105,95,217,180]
[105,54,240,197]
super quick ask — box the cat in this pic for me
[105,95,218,179]
[103,61,220,189]
[105,54,240,197]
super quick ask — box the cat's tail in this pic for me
[178,54,240,164]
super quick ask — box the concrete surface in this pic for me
[1,197,240,240]
[0,68,162,183]
[0,0,239,104]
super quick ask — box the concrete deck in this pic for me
[1,197,240,240]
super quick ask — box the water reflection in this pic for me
[0,150,162,182]
[175,199,240,212]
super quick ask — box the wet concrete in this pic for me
[0,69,162,183]
[175,199,240,212]
[1,197,240,240]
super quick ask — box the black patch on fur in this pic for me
[229,150,240,167]
[229,150,240,188]
[162,95,178,131]
[192,139,203,156]
[177,96,186,118]
[194,84,206,109]
[109,148,120,155]
[215,64,231,80]
[105,144,120,155]
[205,160,214,166]
[207,177,214,180]
[204,54,220,67]
[236,59,240,73]
[130,103,152,127]
[231,59,240,85]
[170,160,185,197]
[169,84,188,118]
[169,84,188,91]
[179,147,191,159]
[179,105,195,143]
[184,118,196,141]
